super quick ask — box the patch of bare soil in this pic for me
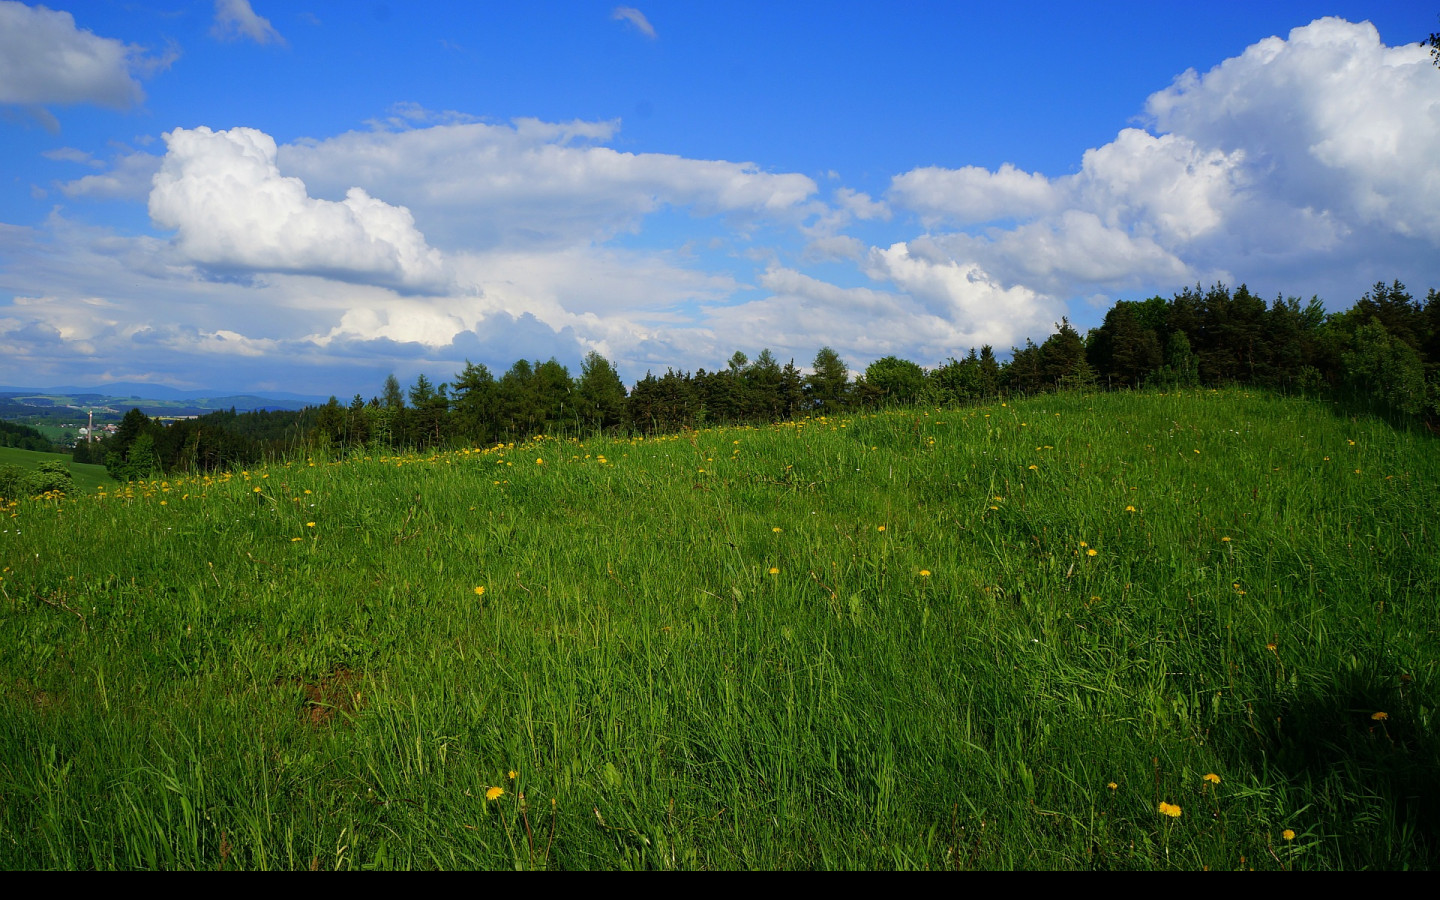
[295,668,364,727]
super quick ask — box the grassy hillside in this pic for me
[0,388,1436,869]
[0,446,112,494]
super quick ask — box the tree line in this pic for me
[85,279,1440,481]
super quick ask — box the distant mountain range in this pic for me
[0,383,329,413]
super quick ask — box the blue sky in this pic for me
[1,1,1437,397]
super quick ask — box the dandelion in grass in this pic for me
[877,525,885,532]
[919,570,931,577]
[306,522,315,528]
[474,586,486,597]
[1158,802,1182,818]
[772,527,782,533]
[1125,505,1136,512]
[1028,465,1038,470]
[485,786,504,801]
[1283,829,1296,841]
[768,567,779,575]
[1086,549,1097,557]
[1371,711,1388,721]
[508,770,517,781]
[1107,782,1118,790]
[1204,773,1221,785]
[1221,536,1231,543]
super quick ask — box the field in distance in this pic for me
[0,388,1435,870]
[0,446,112,493]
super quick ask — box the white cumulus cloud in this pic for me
[0,1,146,108]
[279,116,818,249]
[885,17,1440,306]
[149,126,447,291]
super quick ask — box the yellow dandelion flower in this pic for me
[1125,505,1136,512]
[1157,802,1182,818]
[306,522,315,527]
[1107,782,1118,790]
[919,569,931,577]
[769,567,779,575]
[1221,536,1231,542]
[1028,464,1038,470]
[1282,829,1295,841]
[253,486,262,493]
[535,458,544,465]
[772,527,782,533]
[1086,549,1097,557]
[474,586,486,597]
[290,537,303,543]
[1203,773,1221,784]
[1266,642,1278,652]
[877,525,885,532]
[508,770,517,780]
[485,786,504,801]
[1371,711,1388,721]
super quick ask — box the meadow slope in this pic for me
[1,389,1436,869]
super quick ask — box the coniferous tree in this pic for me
[806,347,850,412]
[452,361,499,443]
[575,351,628,433]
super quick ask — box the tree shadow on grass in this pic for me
[1231,656,1438,866]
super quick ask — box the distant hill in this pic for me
[0,384,328,412]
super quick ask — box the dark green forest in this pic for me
[0,420,57,453]
[86,280,1440,481]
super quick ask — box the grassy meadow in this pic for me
[0,388,1436,870]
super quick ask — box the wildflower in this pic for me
[1203,773,1221,784]
[1107,782,1118,790]
[919,570,931,577]
[508,770,517,781]
[474,586,486,597]
[877,526,885,532]
[1221,536,1231,542]
[1125,505,1136,512]
[1086,549,1097,557]
[485,786,504,801]
[253,487,262,494]
[1282,829,1295,841]
[769,567,779,575]
[1266,642,1278,652]
[535,458,544,465]
[772,527,782,533]
[1371,711,1388,721]
[1157,802,1182,818]
[1028,465,1038,470]
[306,522,315,527]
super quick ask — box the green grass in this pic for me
[1,388,1436,869]
[0,446,112,493]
